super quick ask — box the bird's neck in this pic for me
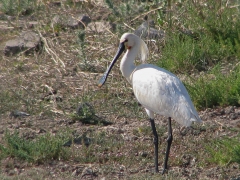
[120,45,138,84]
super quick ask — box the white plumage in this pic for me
[132,64,201,127]
[119,33,201,126]
[98,33,202,174]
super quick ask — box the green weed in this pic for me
[155,2,239,64]
[0,0,37,16]
[158,29,239,74]
[0,130,71,164]
[72,131,127,164]
[105,0,151,25]
[186,65,240,109]
[206,136,240,166]
[1,0,240,178]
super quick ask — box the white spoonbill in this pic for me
[98,33,202,174]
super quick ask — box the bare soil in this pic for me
[0,1,240,180]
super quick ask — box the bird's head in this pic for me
[120,33,137,50]
[98,33,148,87]
[120,33,148,62]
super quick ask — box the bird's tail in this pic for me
[191,113,202,123]
[174,101,202,127]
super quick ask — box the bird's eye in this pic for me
[125,39,128,42]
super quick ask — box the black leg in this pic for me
[162,117,173,174]
[150,118,159,173]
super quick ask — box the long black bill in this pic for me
[98,42,125,87]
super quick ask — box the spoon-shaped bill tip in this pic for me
[98,73,107,87]
[98,83,103,88]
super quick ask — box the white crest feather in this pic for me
[138,38,149,63]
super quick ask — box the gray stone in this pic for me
[4,31,41,56]
[67,14,91,29]
[86,21,116,33]
[10,110,30,118]
[225,106,235,114]
[52,14,91,29]
[27,21,38,28]
[230,113,238,120]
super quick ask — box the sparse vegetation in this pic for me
[187,65,240,108]
[0,0,240,179]
[206,136,240,166]
[0,130,71,164]
[0,0,37,16]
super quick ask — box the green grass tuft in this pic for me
[206,136,240,166]
[186,65,240,109]
[0,0,37,16]
[0,130,71,164]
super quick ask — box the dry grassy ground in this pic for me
[0,1,240,179]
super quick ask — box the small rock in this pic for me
[117,128,124,134]
[49,1,61,6]
[71,169,77,176]
[230,113,238,120]
[67,14,91,29]
[52,14,91,29]
[140,151,148,158]
[225,106,235,115]
[10,110,30,118]
[4,38,24,56]
[86,21,116,34]
[119,165,125,171]
[41,89,57,100]
[27,21,38,28]
[38,128,46,133]
[55,96,63,102]
[133,136,138,140]
[191,157,197,166]
[4,31,41,56]
[60,164,69,172]
[81,167,97,178]
[219,109,225,115]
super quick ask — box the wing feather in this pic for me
[132,64,201,126]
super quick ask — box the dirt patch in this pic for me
[0,1,239,180]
